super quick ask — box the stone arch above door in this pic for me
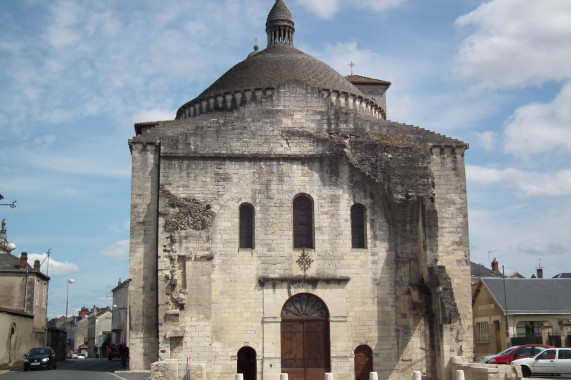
[281,293,331,380]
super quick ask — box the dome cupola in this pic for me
[266,0,295,47]
[175,0,388,121]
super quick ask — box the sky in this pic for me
[0,0,570,319]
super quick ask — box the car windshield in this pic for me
[28,348,48,355]
[494,346,518,356]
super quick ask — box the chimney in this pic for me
[118,278,121,285]
[491,257,499,273]
[537,267,543,279]
[34,260,41,271]
[79,307,89,319]
[19,252,28,269]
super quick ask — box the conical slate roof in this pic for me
[266,0,293,27]
[195,44,366,100]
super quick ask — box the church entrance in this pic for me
[281,293,330,380]
[237,346,256,380]
[354,345,373,380]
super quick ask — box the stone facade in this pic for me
[127,1,474,379]
[0,222,50,368]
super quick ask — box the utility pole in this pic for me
[502,265,510,343]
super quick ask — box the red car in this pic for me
[488,344,552,364]
[108,343,125,360]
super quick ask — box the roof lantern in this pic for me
[266,0,295,47]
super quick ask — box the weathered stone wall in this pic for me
[154,155,396,379]
[0,312,34,368]
[428,146,473,380]
[130,82,473,379]
[128,142,160,369]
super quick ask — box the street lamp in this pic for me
[66,279,75,318]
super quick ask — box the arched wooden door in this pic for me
[281,293,330,380]
[354,345,373,380]
[237,346,256,380]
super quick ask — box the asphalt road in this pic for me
[0,358,150,380]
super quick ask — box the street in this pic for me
[0,358,150,380]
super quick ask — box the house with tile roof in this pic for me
[472,277,571,360]
[0,220,50,368]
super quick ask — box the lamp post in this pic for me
[66,279,75,318]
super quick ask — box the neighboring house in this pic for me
[0,220,50,368]
[111,279,129,345]
[87,307,111,358]
[128,1,474,379]
[471,258,503,294]
[472,277,571,360]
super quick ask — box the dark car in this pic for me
[23,347,56,370]
[108,343,125,360]
[487,344,552,364]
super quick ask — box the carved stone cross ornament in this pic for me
[296,249,313,276]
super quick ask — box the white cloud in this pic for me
[517,242,568,257]
[475,131,497,152]
[503,81,571,157]
[45,0,82,49]
[454,0,571,89]
[27,253,80,276]
[467,165,571,198]
[34,135,57,145]
[354,0,405,11]
[97,240,129,260]
[295,0,340,19]
[295,0,403,19]
[133,109,175,124]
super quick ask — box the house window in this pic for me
[293,195,313,248]
[477,322,490,342]
[351,204,366,248]
[516,321,543,337]
[239,203,255,248]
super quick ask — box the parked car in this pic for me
[512,347,571,377]
[77,353,85,359]
[487,344,552,364]
[23,347,56,371]
[477,346,520,363]
[108,343,125,360]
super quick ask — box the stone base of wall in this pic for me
[452,359,522,380]
[151,359,205,380]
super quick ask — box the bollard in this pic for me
[235,374,244,380]
[324,373,333,380]
[369,372,378,380]
[280,374,289,380]
[455,370,465,380]
[412,371,422,380]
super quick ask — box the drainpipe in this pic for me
[23,269,29,312]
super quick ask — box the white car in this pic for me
[512,347,571,377]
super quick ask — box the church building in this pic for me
[128,1,474,379]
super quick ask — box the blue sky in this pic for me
[1,0,570,319]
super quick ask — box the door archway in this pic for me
[354,345,373,380]
[281,293,330,380]
[237,346,256,380]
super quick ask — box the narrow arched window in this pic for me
[239,203,254,248]
[293,195,313,248]
[351,204,366,248]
